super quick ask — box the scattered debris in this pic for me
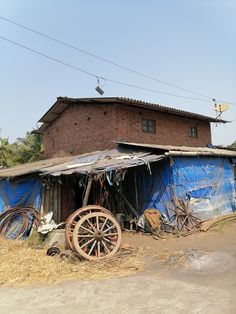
[200,212,236,231]
[59,250,81,263]
[144,209,161,231]
[154,247,235,273]
[38,211,64,234]
[46,229,66,248]
[144,209,166,239]
[173,198,201,233]
[166,250,189,267]
[46,245,60,257]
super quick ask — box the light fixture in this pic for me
[95,77,104,95]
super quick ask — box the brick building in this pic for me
[36,97,224,158]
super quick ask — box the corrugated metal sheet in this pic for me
[35,96,226,133]
[0,155,76,178]
[117,142,236,157]
[42,183,61,223]
[0,148,165,178]
[1,143,234,179]
[40,149,164,176]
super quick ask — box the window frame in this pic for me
[188,127,198,138]
[142,119,156,134]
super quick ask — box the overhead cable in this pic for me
[0,34,211,102]
[0,15,216,100]
[1,16,235,105]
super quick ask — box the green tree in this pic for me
[0,133,43,168]
[15,133,43,164]
[0,138,17,167]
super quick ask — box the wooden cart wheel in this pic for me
[65,205,114,250]
[72,212,122,261]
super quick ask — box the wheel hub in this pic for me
[94,230,104,241]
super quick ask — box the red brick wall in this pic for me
[43,102,212,158]
[116,105,211,147]
[43,103,118,158]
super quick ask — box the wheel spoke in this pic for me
[79,237,86,244]
[101,218,108,231]
[104,237,116,246]
[96,215,99,231]
[104,232,118,236]
[80,238,94,249]
[87,218,96,232]
[101,240,111,254]
[88,240,97,256]
[77,234,94,238]
[103,224,115,234]
[97,241,101,258]
[80,225,94,234]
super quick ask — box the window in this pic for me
[189,127,198,138]
[142,119,156,133]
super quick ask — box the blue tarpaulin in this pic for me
[130,157,236,221]
[0,176,42,213]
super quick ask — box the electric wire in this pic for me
[0,34,211,102]
[0,15,219,101]
[1,15,235,105]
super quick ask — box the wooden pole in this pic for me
[120,192,139,218]
[134,172,139,212]
[83,177,92,207]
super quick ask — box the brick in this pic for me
[43,102,212,158]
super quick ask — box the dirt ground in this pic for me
[0,221,235,313]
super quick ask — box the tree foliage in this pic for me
[228,141,236,149]
[0,138,17,167]
[0,133,43,168]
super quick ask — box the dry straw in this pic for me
[0,237,142,287]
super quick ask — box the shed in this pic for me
[0,144,235,224]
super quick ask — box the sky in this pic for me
[0,0,235,145]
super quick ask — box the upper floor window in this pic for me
[142,119,156,133]
[189,127,198,138]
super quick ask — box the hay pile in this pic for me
[0,237,142,287]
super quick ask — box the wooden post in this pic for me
[120,192,139,218]
[83,177,92,207]
[134,172,139,212]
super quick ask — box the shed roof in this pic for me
[0,148,164,178]
[0,143,235,179]
[117,142,236,157]
[0,155,76,178]
[36,97,226,133]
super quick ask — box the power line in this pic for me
[0,34,211,102]
[1,15,235,105]
[0,15,216,100]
